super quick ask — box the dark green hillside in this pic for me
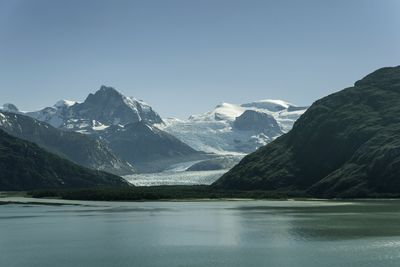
[0,129,129,191]
[214,66,400,198]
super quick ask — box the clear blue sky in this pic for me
[1,0,399,118]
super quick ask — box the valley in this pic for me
[1,85,304,188]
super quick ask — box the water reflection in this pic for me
[1,200,400,267]
[233,201,400,241]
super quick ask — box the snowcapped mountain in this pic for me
[16,86,204,172]
[159,100,307,154]
[2,87,307,175]
[27,85,163,133]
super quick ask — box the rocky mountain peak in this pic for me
[84,86,124,105]
[2,103,19,113]
[27,86,163,131]
[233,110,282,136]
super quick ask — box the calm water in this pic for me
[1,199,400,267]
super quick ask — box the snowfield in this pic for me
[158,99,307,154]
[124,169,227,186]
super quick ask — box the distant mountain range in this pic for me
[3,66,400,196]
[3,86,304,174]
[6,86,206,172]
[214,66,400,198]
[0,128,129,191]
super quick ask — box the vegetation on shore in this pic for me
[28,185,296,201]
[27,185,400,201]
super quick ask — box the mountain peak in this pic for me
[54,100,77,108]
[86,86,124,103]
[241,99,294,111]
[98,85,122,95]
[2,103,19,113]
[27,85,163,130]
[355,66,400,88]
[75,86,163,126]
[84,86,130,108]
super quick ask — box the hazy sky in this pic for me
[1,0,399,118]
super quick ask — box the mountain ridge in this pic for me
[0,111,135,175]
[3,86,307,173]
[0,128,129,191]
[213,66,400,198]
[27,85,163,133]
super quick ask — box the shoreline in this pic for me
[0,193,369,207]
[2,189,400,205]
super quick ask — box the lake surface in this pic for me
[1,199,400,267]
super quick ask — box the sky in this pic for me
[0,0,399,118]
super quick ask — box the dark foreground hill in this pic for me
[213,66,400,198]
[0,129,129,191]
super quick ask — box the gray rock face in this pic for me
[71,86,163,126]
[233,110,282,136]
[97,121,203,172]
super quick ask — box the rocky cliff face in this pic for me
[233,110,282,136]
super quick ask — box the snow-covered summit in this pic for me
[241,99,294,111]
[160,99,308,154]
[189,102,245,122]
[54,100,78,108]
[27,86,163,133]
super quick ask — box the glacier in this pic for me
[158,99,307,154]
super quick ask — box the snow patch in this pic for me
[54,100,77,108]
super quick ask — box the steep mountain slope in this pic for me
[160,100,307,154]
[0,111,135,175]
[0,129,129,191]
[98,121,206,172]
[27,85,163,132]
[214,66,400,198]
